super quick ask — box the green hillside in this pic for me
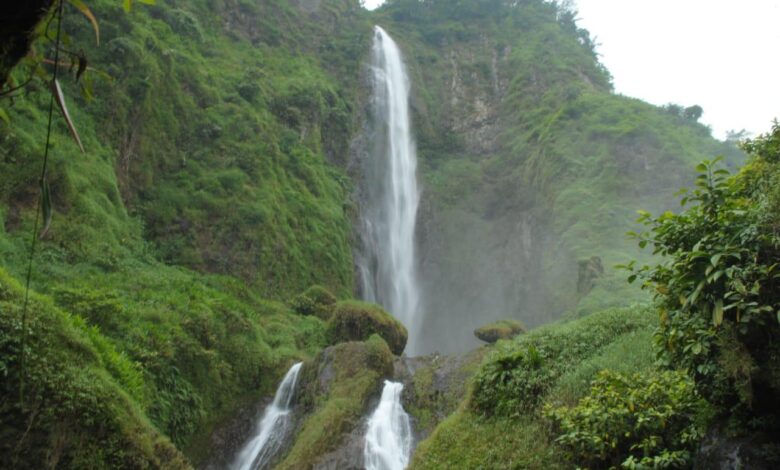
[1,0,773,468]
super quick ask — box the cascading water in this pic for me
[231,362,303,470]
[364,381,413,470]
[358,26,422,353]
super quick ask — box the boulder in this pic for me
[326,301,408,355]
[474,319,526,344]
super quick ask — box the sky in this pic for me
[362,0,780,140]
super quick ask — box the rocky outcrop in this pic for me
[474,319,527,344]
[695,426,780,470]
[326,301,408,355]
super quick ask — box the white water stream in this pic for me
[358,25,422,354]
[364,381,413,470]
[231,362,302,470]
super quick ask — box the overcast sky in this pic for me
[363,0,780,140]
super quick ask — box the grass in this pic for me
[410,305,660,469]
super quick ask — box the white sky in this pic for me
[363,0,780,139]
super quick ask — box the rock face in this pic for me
[474,319,527,344]
[326,301,408,355]
[197,398,274,470]
[695,427,780,470]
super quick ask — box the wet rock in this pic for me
[695,426,780,470]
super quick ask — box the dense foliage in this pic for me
[544,370,706,469]
[472,306,654,416]
[630,124,780,428]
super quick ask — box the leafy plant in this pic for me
[626,123,780,425]
[544,370,706,469]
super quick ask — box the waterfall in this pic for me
[231,362,303,470]
[364,381,413,470]
[358,25,422,353]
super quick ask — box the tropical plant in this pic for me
[626,123,780,426]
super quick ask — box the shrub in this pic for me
[474,319,527,344]
[326,300,408,355]
[291,285,337,320]
[472,306,654,416]
[544,370,707,469]
[628,124,780,426]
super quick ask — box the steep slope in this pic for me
[370,0,743,353]
[0,0,372,466]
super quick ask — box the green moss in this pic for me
[474,319,527,344]
[326,300,408,355]
[291,285,338,320]
[410,411,564,470]
[0,268,190,469]
[275,336,393,469]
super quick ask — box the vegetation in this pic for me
[291,285,338,320]
[0,268,191,469]
[0,0,776,468]
[472,306,654,416]
[275,335,393,469]
[372,0,744,352]
[544,370,706,469]
[629,123,780,432]
[326,300,408,355]
[412,306,657,469]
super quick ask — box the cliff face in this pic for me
[0,0,749,466]
[369,0,743,353]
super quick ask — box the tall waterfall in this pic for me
[364,381,413,470]
[231,362,303,470]
[358,25,421,353]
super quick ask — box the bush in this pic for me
[629,124,780,426]
[544,370,707,469]
[474,319,527,344]
[472,306,654,416]
[291,285,337,320]
[326,300,408,355]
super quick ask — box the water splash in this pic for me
[358,25,422,353]
[364,381,413,470]
[231,362,303,470]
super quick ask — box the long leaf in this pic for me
[51,79,85,153]
[40,178,52,239]
[712,299,724,326]
[68,0,100,45]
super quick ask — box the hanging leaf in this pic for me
[40,178,52,239]
[123,0,132,12]
[0,107,9,125]
[51,79,85,153]
[68,0,100,45]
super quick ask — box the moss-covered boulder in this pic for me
[474,319,527,344]
[275,335,394,469]
[291,285,337,320]
[326,300,408,355]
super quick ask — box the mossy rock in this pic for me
[326,300,408,355]
[291,285,337,320]
[275,336,394,470]
[474,319,527,344]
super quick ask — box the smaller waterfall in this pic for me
[231,362,303,470]
[364,381,413,470]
